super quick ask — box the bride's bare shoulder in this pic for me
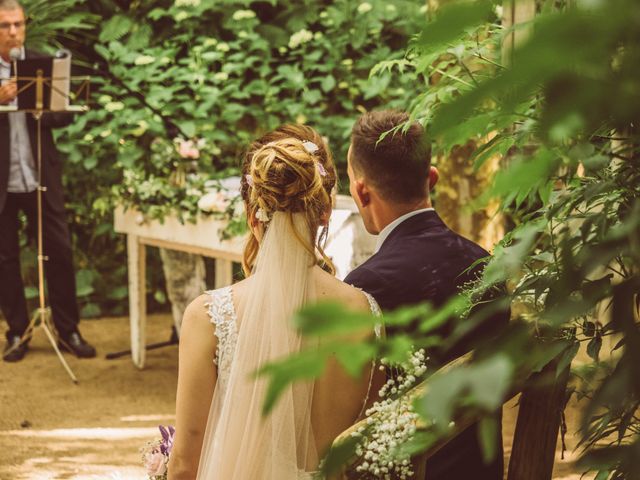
[182,293,213,328]
[313,267,372,313]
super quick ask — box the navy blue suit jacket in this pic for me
[345,210,505,480]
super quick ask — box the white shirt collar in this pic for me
[374,207,435,253]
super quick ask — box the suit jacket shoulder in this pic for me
[346,211,489,312]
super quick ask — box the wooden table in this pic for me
[114,206,245,368]
[114,195,375,368]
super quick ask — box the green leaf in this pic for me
[439,113,493,151]
[467,354,513,410]
[382,335,416,364]
[99,15,134,43]
[490,149,559,200]
[556,341,579,378]
[80,302,101,318]
[418,295,469,334]
[587,335,602,362]
[154,290,167,304]
[320,75,336,93]
[416,1,492,54]
[478,416,498,463]
[259,348,328,415]
[320,433,363,476]
[24,286,39,300]
[178,120,197,138]
[293,302,377,336]
[107,286,129,300]
[419,368,466,429]
[75,269,95,297]
[334,343,377,377]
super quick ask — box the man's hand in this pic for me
[0,80,17,105]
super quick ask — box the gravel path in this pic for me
[0,313,589,479]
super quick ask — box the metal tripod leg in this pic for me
[21,85,80,383]
[22,307,78,384]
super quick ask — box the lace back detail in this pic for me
[204,287,238,386]
[355,291,383,420]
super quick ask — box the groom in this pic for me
[345,110,505,479]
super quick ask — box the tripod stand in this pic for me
[1,62,90,383]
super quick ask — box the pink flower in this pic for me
[144,450,167,477]
[176,139,200,159]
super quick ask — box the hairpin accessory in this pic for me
[244,174,254,187]
[316,162,327,177]
[255,207,270,223]
[302,140,319,154]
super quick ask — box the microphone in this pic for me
[9,47,21,61]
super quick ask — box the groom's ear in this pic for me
[428,166,439,191]
[354,180,371,208]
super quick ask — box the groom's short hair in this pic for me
[351,110,431,204]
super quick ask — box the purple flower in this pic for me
[158,425,175,456]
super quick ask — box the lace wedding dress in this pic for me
[195,212,381,480]
[198,286,381,479]
[205,285,381,398]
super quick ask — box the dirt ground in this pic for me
[0,313,592,480]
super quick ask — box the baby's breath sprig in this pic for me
[350,348,428,479]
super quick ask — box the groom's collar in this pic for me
[374,207,436,253]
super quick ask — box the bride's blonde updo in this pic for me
[240,124,337,276]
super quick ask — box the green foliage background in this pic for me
[260,0,640,478]
[19,0,426,317]
[14,0,639,478]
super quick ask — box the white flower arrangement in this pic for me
[288,29,313,49]
[351,348,428,479]
[197,191,229,213]
[232,9,256,21]
[357,2,373,14]
[175,0,200,7]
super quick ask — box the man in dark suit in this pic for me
[0,0,95,361]
[344,110,504,479]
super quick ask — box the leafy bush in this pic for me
[19,0,427,316]
[263,0,640,478]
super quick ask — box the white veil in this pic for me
[196,211,319,479]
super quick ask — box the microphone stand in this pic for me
[1,62,90,383]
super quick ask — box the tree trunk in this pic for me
[435,140,504,251]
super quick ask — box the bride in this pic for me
[167,125,383,479]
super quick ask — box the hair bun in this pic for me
[248,138,332,214]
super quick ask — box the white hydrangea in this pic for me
[175,0,200,6]
[357,2,373,14]
[232,9,256,21]
[351,348,428,480]
[105,102,124,112]
[134,55,155,65]
[213,72,229,82]
[174,11,189,22]
[288,29,313,49]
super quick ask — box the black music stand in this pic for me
[0,55,90,383]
